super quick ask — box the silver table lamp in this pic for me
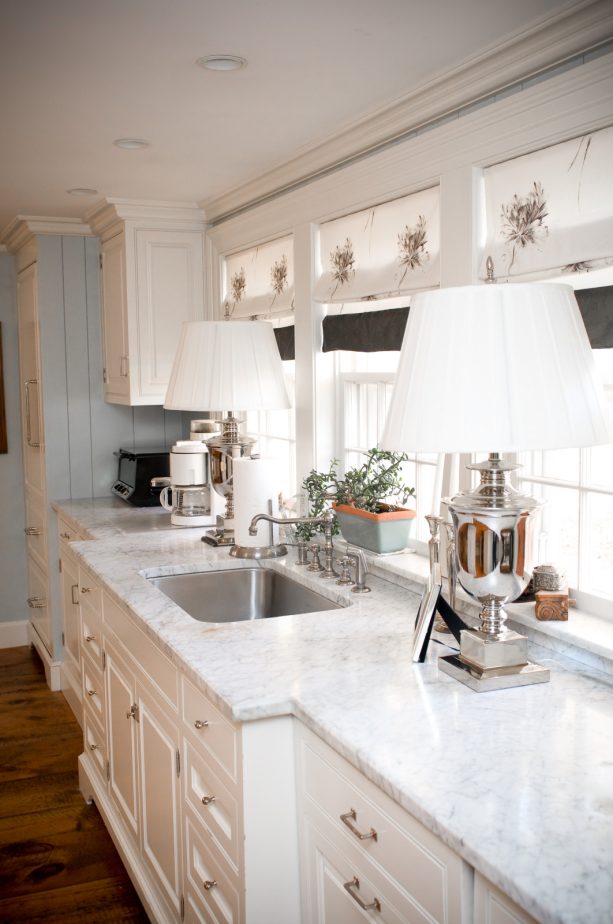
[164,319,290,545]
[382,282,612,692]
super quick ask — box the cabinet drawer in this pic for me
[83,707,107,786]
[183,738,241,873]
[81,600,104,671]
[79,569,102,612]
[183,678,240,786]
[303,813,408,924]
[297,727,466,924]
[58,515,84,543]
[184,809,242,924]
[83,657,106,727]
[104,593,178,708]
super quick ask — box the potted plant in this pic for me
[298,449,416,554]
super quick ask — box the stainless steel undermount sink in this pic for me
[148,567,344,623]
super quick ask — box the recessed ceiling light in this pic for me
[113,138,150,149]
[196,54,246,71]
[67,187,98,197]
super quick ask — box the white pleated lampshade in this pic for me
[164,320,290,411]
[381,283,613,454]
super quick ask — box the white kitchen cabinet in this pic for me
[58,515,90,724]
[59,544,82,723]
[105,632,141,841]
[295,723,471,924]
[88,200,207,405]
[474,873,540,924]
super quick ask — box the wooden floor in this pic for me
[0,646,149,923]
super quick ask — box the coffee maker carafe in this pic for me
[159,441,216,526]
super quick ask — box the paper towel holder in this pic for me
[230,499,288,559]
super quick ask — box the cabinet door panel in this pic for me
[60,550,80,672]
[101,233,129,401]
[135,229,204,399]
[105,637,139,838]
[27,556,51,654]
[17,264,45,493]
[138,682,182,917]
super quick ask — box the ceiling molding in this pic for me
[86,198,207,237]
[203,0,613,223]
[1,215,93,251]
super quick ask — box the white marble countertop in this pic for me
[57,499,613,924]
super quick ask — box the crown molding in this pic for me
[204,0,613,223]
[1,215,93,252]
[86,198,207,237]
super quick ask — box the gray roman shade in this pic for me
[315,189,440,303]
[273,325,295,361]
[223,235,295,319]
[483,126,613,282]
[320,288,613,352]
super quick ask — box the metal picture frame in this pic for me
[412,562,442,663]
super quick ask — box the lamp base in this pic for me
[438,653,550,692]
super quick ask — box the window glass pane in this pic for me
[518,449,580,482]
[526,483,580,587]
[586,442,613,489]
[584,493,613,599]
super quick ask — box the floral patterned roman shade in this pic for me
[314,188,440,303]
[223,235,294,319]
[483,125,613,281]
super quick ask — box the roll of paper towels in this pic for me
[233,457,278,547]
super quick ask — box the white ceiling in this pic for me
[0,0,587,233]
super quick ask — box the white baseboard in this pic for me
[0,619,29,648]
[27,623,62,690]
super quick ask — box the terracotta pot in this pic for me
[333,503,416,554]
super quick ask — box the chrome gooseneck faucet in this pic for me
[248,509,337,579]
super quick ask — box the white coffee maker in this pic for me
[158,440,219,527]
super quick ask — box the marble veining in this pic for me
[60,501,613,924]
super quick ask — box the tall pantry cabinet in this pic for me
[5,219,99,690]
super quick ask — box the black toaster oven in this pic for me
[112,448,170,507]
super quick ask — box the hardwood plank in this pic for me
[0,646,148,921]
[0,876,150,923]
[0,732,82,783]
[0,821,129,898]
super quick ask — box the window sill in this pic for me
[349,545,613,679]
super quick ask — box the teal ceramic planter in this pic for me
[334,504,416,554]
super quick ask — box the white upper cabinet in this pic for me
[88,200,207,405]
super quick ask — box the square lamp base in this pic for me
[438,627,550,692]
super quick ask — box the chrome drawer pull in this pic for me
[27,596,45,609]
[201,794,216,806]
[340,808,378,842]
[24,526,42,536]
[194,719,209,729]
[203,880,217,891]
[343,877,381,912]
[24,379,41,448]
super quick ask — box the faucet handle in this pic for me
[335,557,354,586]
[307,544,324,572]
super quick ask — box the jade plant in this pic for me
[296,448,415,542]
